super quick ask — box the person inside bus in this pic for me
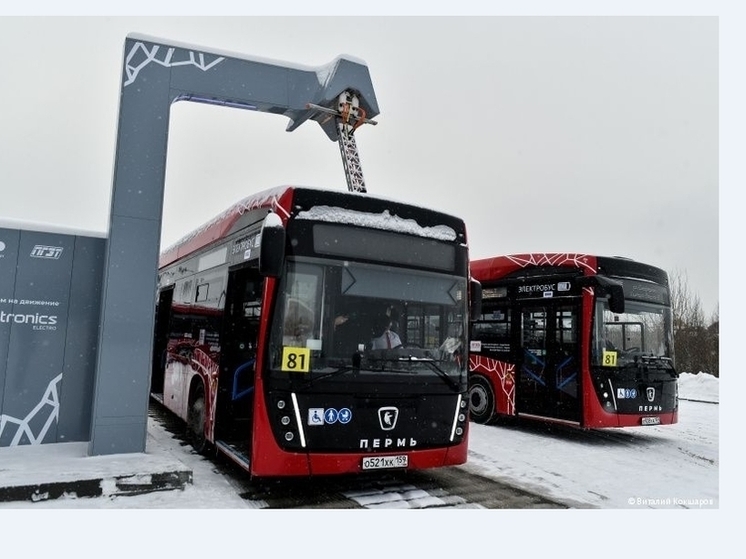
[332,306,365,357]
[440,322,463,360]
[371,312,402,350]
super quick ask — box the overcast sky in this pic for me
[0,13,727,316]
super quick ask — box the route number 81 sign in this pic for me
[281,346,311,372]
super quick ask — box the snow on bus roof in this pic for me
[297,205,457,241]
[160,185,458,261]
[159,185,290,257]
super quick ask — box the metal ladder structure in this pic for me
[307,90,377,193]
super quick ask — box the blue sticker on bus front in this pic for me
[338,408,352,424]
[324,408,339,424]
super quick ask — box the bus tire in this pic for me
[469,375,496,424]
[188,384,208,454]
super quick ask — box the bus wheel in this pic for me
[469,375,496,424]
[188,386,208,454]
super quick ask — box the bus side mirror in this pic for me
[606,283,625,314]
[578,275,625,314]
[596,277,625,314]
[259,212,285,277]
[469,278,482,318]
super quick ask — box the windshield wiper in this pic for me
[637,355,677,376]
[366,353,462,392]
[418,359,462,392]
[299,366,355,389]
[616,354,677,377]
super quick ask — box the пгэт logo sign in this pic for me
[30,245,63,259]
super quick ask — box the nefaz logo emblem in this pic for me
[378,406,399,431]
[646,387,656,402]
[30,245,63,259]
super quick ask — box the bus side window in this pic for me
[230,277,263,400]
[522,310,547,356]
[471,305,511,356]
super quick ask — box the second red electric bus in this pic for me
[468,253,678,429]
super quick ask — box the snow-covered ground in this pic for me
[3,372,718,511]
[464,388,718,509]
[0,372,722,554]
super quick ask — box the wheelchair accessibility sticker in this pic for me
[617,388,638,399]
[307,407,352,426]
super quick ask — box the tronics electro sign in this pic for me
[0,226,104,447]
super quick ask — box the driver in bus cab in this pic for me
[371,311,402,350]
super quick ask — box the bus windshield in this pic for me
[592,298,675,370]
[268,259,468,386]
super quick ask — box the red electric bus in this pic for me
[468,253,678,429]
[151,185,477,477]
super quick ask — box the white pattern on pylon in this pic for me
[124,41,225,87]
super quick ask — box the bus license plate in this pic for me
[641,416,661,426]
[362,455,408,470]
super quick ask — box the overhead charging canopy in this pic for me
[89,34,379,456]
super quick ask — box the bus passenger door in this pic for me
[517,302,580,422]
[151,286,174,399]
[215,266,263,447]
